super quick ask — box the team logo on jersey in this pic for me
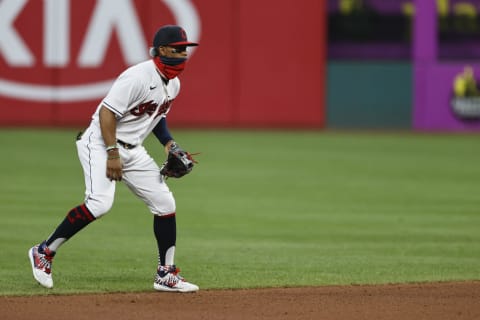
[130,100,172,118]
[0,0,201,103]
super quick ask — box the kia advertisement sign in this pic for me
[0,0,201,126]
[0,0,199,102]
[0,0,326,128]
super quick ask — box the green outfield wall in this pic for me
[326,62,413,129]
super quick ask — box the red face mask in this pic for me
[153,56,187,79]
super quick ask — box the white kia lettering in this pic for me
[45,0,70,66]
[0,0,33,66]
[78,0,147,66]
[0,0,201,102]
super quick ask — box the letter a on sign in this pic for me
[78,0,147,67]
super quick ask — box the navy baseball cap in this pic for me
[152,25,198,47]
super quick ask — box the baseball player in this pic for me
[28,25,199,292]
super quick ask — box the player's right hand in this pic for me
[106,157,123,181]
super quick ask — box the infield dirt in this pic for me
[2,281,479,320]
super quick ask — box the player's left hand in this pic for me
[160,142,198,178]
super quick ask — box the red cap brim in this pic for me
[169,41,199,46]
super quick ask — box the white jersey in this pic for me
[91,60,180,146]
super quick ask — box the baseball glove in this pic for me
[160,142,198,178]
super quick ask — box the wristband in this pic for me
[169,141,180,152]
[108,156,120,160]
[106,145,118,152]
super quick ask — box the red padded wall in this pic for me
[0,0,326,128]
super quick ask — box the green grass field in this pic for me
[0,129,479,296]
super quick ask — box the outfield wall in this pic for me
[327,62,412,129]
[3,1,480,131]
[327,0,480,132]
[0,0,326,128]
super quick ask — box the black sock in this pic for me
[45,204,95,251]
[153,214,176,266]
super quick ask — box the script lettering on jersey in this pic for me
[130,100,173,118]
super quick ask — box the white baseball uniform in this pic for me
[76,59,180,218]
